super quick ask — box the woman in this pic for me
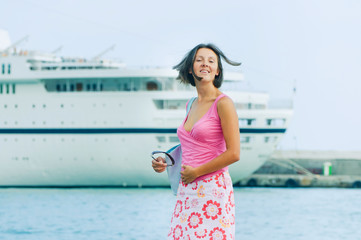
[152,43,241,240]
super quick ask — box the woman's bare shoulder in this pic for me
[217,96,235,108]
[217,96,236,116]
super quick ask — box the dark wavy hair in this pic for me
[173,43,241,88]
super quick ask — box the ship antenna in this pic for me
[291,78,297,108]
[52,45,63,54]
[3,35,29,53]
[92,44,116,61]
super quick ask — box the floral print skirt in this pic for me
[168,171,235,240]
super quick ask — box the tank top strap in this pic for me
[209,93,228,117]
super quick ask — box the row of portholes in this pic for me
[11,157,112,161]
[1,121,119,125]
[3,138,111,142]
[4,138,48,142]
[2,136,277,143]
[1,103,123,109]
[2,104,18,108]
[156,136,278,144]
[2,104,47,109]
[57,157,113,161]
[1,121,124,125]
[1,121,48,125]
[156,135,180,143]
[241,136,278,143]
[12,157,30,161]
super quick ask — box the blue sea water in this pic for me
[0,187,361,240]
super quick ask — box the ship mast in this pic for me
[1,35,29,54]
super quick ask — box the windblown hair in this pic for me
[173,43,241,88]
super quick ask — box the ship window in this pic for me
[0,84,2,93]
[6,84,9,94]
[153,99,187,110]
[239,119,246,126]
[76,83,83,91]
[266,118,286,126]
[239,118,256,126]
[240,136,252,143]
[1,64,4,74]
[92,84,97,91]
[70,84,75,91]
[12,84,15,94]
[169,136,180,143]
[147,81,158,90]
[56,84,61,91]
[156,136,166,143]
[264,136,278,143]
[86,84,91,91]
[8,64,11,74]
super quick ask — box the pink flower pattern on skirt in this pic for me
[202,200,222,220]
[168,171,235,239]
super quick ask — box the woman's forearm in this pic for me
[195,149,240,178]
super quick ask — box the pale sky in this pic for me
[1,0,361,151]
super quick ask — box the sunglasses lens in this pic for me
[152,152,173,166]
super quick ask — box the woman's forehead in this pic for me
[195,48,217,58]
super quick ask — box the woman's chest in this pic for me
[184,102,215,132]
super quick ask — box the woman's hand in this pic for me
[152,157,167,173]
[180,165,199,184]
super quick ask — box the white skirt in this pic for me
[168,171,235,240]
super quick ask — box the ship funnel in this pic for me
[0,29,11,52]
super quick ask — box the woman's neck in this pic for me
[195,81,221,102]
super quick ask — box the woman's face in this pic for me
[192,48,219,84]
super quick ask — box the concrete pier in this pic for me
[237,174,361,188]
[237,150,361,188]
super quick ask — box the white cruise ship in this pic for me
[0,30,293,187]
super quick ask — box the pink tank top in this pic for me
[177,94,228,182]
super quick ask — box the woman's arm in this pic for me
[181,97,240,184]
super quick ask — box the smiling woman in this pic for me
[173,43,241,88]
[152,43,242,239]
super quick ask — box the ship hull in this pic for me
[0,133,275,187]
[0,88,289,186]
